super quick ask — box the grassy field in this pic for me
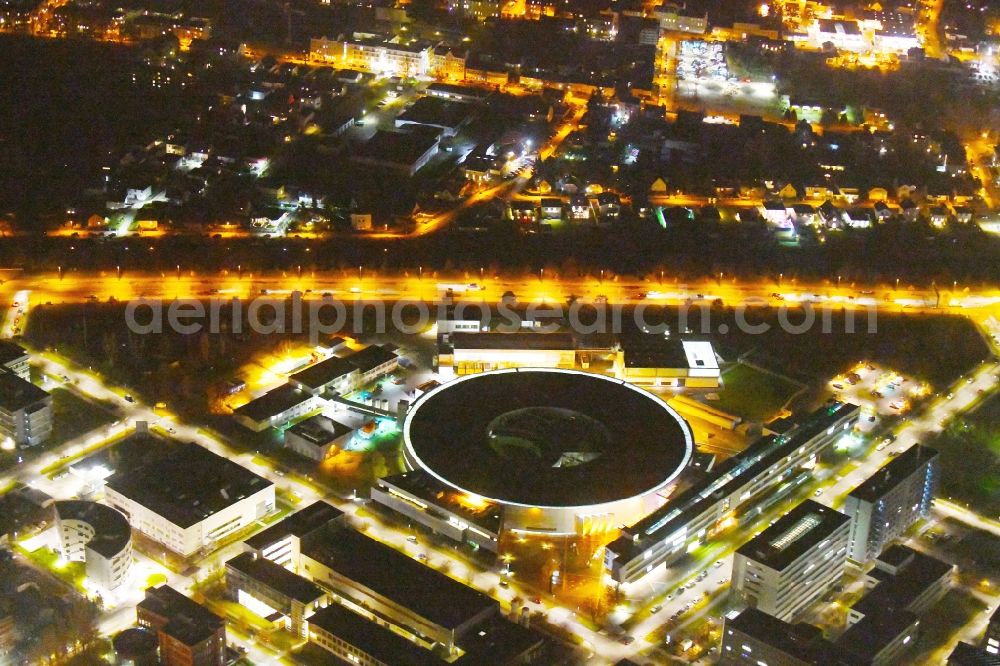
[711,363,802,423]
[49,387,117,444]
[929,393,1000,517]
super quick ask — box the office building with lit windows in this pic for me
[54,500,133,598]
[105,442,275,557]
[606,402,859,584]
[137,585,226,666]
[731,500,850,622]
[843,445,939,563]
[0,371,52,447]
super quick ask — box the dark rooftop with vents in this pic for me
[104,442,272,528]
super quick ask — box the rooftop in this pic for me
[0,372,49,412]
[852,546,953,618]
[244,501,343,552]
[397,97,474,130]
[379,470,502,533]
[346,344,398,373]
[308,603,441,666]
[226,552,325,604]
[138,585,224,647]
[288,355,356,391]
[848,445,939,503]
[353,129,440,169]
[286,414,353,446]
[453,617,549,664]
[233,383,311,423]
[449,331,575,351]
[727,609,838,664]
[835,609,919,663]
[736,500,850,571]
[404,369,692,508]
[302,524,497,630]
[54,500,131,559]
[426,82,491,100]
[618,402,859,558]
[619,334,688,369]
[0,340,28,366]
[105,442,272,528]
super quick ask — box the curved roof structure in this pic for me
[403,369,692,508]
[55,500,131,558]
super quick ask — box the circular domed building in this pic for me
[402,368,693,536]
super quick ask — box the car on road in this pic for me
[714,560,724,568]
[650,605,662,614]
[124,394,134,403]
[498,579,509,587]
[417,553,428,561]
[406,535,418,543]
[814,488,824,497]
[619,636,635,645]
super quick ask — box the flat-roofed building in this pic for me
[243,501,344,571]
[0,341,30,380]
[284,414,354,461]
[288,356,358,396]
[607,402,860,584]
[721,604,920,666]
[232,383,318,431]
[836,607,920,666]
[614,336,720,388]
[105,442,275,557]
[731,500,850,621]
[848,545,953,626]
[439,332,576,376]
[351,129,441,175]
[0,372,52,447]
[345,344,399,386]
[310,36,434,78]
[308,603,441,666]
[137,585,225,666]
[425,82,491,103]
[225,551,327,637]
[300,521,498,653]
[720,608,840,665]
[371,470,501,552]
[843,445,939,563]
[54,500,133,597]
[395,96,474,137]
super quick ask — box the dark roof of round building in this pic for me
[55,500,131,558]
[403,369,692,508]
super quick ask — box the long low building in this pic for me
[241,502,499,653]
[236,344,398,431]
[605,402,860,584]
[301,522,499,654]
[105,442,275,558]
[225,551,327,637]
[371,470,501,552]
[436,326,720,388]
